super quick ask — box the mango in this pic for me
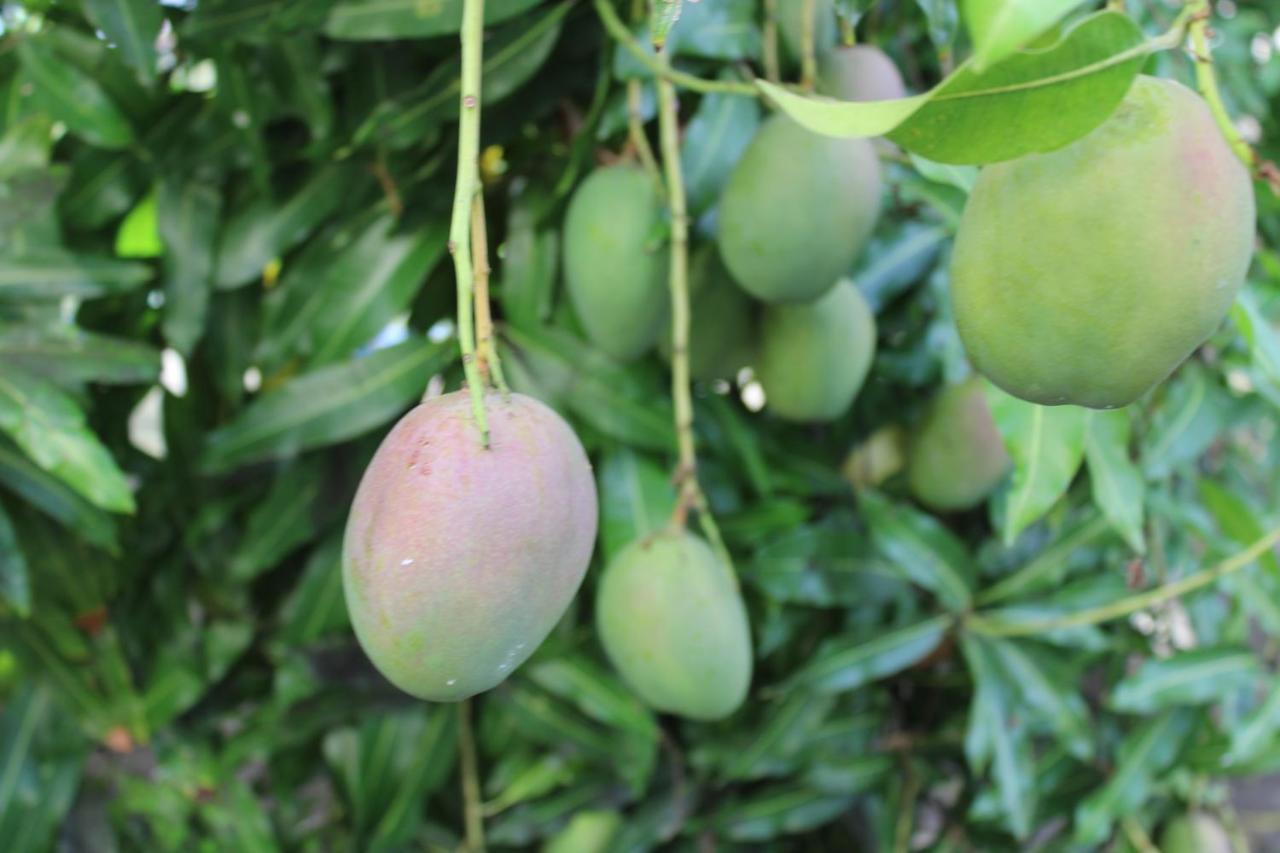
[342,391,597,701]
[542,810,622,853]
[563,165,667,360]
[818,45,907,102]
[951,76,1255,408]
[596,529,752,720]
[756,279,876,422]
[907,378,1010,512]
[658,246,757,380]
[718,114,881,303]
[1159,813,1231,853]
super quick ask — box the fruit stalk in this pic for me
[1186,0,1257,171]
[967,524,1280,637]
[800,0,817,90]
[448,0,490,445]
[762,0,781,83]
[470,195,507,392]
[458,699,486,852]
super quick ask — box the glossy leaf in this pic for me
[681,86,761,217]
[859,489,975,610]
[963,0,1091,71]
[0,249,152,301]
[0,326,159,386]
[596,448,676,563]
[0,502,30,616]
[704,786,854,842]
[787,615,950,694]
[1083,409,1145,553]
[758,12,1145,164]
[84,0,164,86]
[986,384,1087,545]
[0,439,118,553]
[1110,649,1261,713]
[16,40,134,149]
[158,180,221,355]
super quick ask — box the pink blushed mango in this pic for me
[342,391,597,702]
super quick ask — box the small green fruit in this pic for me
[597,529,752,720]
[756,279,876,422]
[563,165,667,360]
[951,76,1256,408]
[542,810,623,853]
[907,378,1010,512]
[817,45,907,103]
[718,115,881,303]
[658,246,757,380]
[342,391,598,701]
[1158,813,1231,853]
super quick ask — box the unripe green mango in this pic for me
[563,165,667,360]
[907,378,1010,512]
[718,115,882,303]
[342,391,598,701]
[777,0,837,64]
[542,810,622,853]
[596,529,752,720]
[756,279,876,422]
[817,45,907,103]
[1158,813,1231,853]
[951,76,1256,409]
[658,246,757,380]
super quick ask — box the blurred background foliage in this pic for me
[2,0,1280,849]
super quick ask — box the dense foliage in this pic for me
[3,0,1280,849]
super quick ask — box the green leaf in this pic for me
[16,40,134,149]
[1199,479,1280,576]
[83,0,164,86]
[787,615,950,694]
[596,448,676,564]
[983,637,1092,759]
[525,656,660,742]
[1084,409,1144,553]
[368,709,458,848]
[757,11,1145,164]
[963,0,1091,71]
[0,325,159,386]
[680,85,761,217]
[114,189,162,259]
[0,367,135,513]
[1110,648,1261,713]
[650,0,682,48]
[859,489,975,610]
[0,502,30,616]
[261,212,447,368]
[666,0,759,60]
[1231,288,1280,386]
[214,166,355,290]
[158,179,221,355]
[705,786,854,842]
[1140,366,1235,480]
[202,337,454,472]
[1075,710,1195,844]
[324,0,545,40]
[718,692,838,782]
[977,511,1110,605]
[1226,683,1280,765]
[0,248,152,300]
[277,534,349,645]
[987,384,1087,545]
[229,461,326,581]
[0,439,118,553]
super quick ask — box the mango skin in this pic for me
[563,166,667,360]
[342,391,598,702]
[756,279,876,422]
[1159,814,1231,853]
[951,76,1256,409]
[718,115,881,303]
[907,378,1010,512]
[658,246,757,380]
[596,530,752,720]
[817,45,907,103]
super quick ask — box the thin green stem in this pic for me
[800,0,817,90]
[1187,0,1257,170]
[593,0,758,96]
[458,699,486,852]
[470,195,507,394]
[627,79,664,195]
[449,0,489,445]
[967,526,1280,638]
[762,0,781,84]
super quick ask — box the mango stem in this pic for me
[800,0,818,91]
[458,699,486,852]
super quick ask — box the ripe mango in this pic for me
[563,166,667,360]
[756,279,876,422]
[951,76,1255,408]
[907,378,1010,512]
[718,115,881,303]
[342,391,597,701]
[817,45,907,103]
[596,529,752,720]
[658,246,757,380]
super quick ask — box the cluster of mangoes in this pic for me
[339,13,1256,719]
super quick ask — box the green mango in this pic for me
[907,378,1010,512]
[596,529,752,720]
[342,391,598,701]
[563,165,667,360]
[658,245,757,380]
[817,44,907,102]
[1158,813,1232,853]
[542,810,623,853]
[951,76,1256,409]
[718,114,881,303]
[756,279,876,422]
